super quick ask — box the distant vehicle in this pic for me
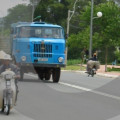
[11,22,66,83]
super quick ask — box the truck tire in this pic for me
[38,74,44,80]
[52,68,61,83]
[45,73,51,80]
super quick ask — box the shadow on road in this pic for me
[95,76,120,97]
[19,78,53,83]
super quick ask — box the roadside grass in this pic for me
[62,65,86,71]
[63,59,120,72]
[62,59,86,71]
[67,59,81,65]
[107,67,120,72]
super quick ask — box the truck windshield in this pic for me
[17,27,64,39]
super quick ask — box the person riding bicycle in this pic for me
[0,54,20,78]
[0,54,20,104]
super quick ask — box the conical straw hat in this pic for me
[0,51,7,59]
[3,54,12,60]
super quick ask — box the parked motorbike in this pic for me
[0,70,17,115]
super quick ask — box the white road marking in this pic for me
[59,82,91,92]
[26,73,120,101]
[107,115,120,120]
[25,73,38,78]
[60,82,120,100]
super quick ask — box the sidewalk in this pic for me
[97,65,120,78]
[82,64,120,78]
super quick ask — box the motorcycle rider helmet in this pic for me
[0,51,7,59]
[93,53,96,56]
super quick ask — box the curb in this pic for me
[62,70,119,78]
[97,73,119,78]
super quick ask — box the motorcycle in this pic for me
[0,70,17,115]
[86,60,100,77]
[87,66,96,77]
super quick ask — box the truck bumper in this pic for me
[20,63,66,68]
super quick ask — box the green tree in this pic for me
[67,27,90,59]
[95,1,120,70]
[34,0,69,26]
[67,1,120,66]
[67,0,107,34]
[4,4,32,29]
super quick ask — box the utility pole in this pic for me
[66,10,74,37]
[66,0,78,64]
[89,0,94,58]
[89,0,102,58]
[32,0,35,22]
[32,0,41,22]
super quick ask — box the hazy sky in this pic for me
[0,0,29,17]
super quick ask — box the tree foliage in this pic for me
[67,27,90,59]
[67,0,120,62]
[34,0,69,26]
[3,4,32,29]
[1,0,120,63]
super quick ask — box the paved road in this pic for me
[0,71,120,120]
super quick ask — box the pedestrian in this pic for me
[81,48,89,64]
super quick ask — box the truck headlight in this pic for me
[58,57,64,63]
[21,56,26,61]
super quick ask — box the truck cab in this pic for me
[11,22,66,83]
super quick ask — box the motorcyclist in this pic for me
[86,53,99,74]
[88,53,98,61]
[0,54,20,104]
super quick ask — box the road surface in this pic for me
[0,71,120,120]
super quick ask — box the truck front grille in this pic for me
[33,43,52,58]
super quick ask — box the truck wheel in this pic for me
[52,68,61,83]
[38,74,44,80]
[45,73,51,80]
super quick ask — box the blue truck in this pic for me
[11,22,66,83]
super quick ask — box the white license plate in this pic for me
[38,58,48,61]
